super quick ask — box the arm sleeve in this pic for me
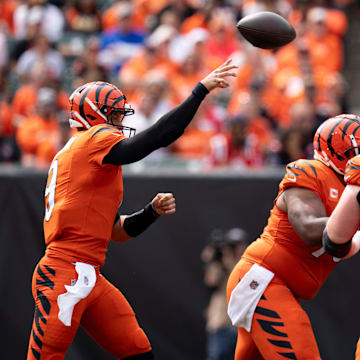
[103,82,209,165]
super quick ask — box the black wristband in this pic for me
[322,228,352,258]
[123,202,160,237]
[192,82,209,100]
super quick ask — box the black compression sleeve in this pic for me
[123,203,160,237]
[103,82,209,165]
[322,228,352,258]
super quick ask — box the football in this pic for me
[236,11,296,49]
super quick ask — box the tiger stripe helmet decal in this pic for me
[68,81,135,133]
[313,114,360,174]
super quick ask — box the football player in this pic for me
[322,126,360,360]
[26,59,238,360]
[227,114,360,359]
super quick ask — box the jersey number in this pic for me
[45,159,58,221]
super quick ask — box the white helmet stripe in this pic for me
[73,111,91,129]
[85,97,107,121]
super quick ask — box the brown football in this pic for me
[236,11,296,49]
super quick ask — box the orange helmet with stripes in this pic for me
[313,114,360,174]
[68,81,135,135]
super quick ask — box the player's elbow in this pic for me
[297,221,323,246]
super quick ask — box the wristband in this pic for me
[123,202,160,237]
[322,228,352,258]
[192,82,209,100]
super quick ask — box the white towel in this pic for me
[57,262,96,327]
[227,263,274,332]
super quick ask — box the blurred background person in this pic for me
[65,0,101,33]
[13,0,64,60]
[201,227,250,360]
[99,1,146,75]
[15,86,69,168]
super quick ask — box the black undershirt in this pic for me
[103,82,209,165]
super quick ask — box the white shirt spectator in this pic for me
[16,45,64,79]
[14,4,65,42]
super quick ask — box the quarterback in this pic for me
[26,59,238,359]
[227,114,360,359]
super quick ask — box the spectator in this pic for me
[123,71,173,134]
[12,63,68,127]
[201,227,249,360]
[16,34,65,81]
[16,87,65,168]
[171,96,225,161]
[71,36,109,88]
[203,114,267,170]
[99,1,146,75]
[13,0,65,43]
[65,0,101,33]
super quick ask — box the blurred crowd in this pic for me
[0,0,356,170]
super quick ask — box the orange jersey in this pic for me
[43,124,125,266]
[243,159,344,300]
[344,155,360,185]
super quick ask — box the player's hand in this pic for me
[151,193,176,216]
[200,58,238,91]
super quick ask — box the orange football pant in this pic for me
[27,255,151,359]
[356,338,360,359]
[227,260,321,360]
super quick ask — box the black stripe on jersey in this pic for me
[268,339,293,349]
[44,265,55,276]
[278,352,297,359]
[104,88,116,107]
[287,164,309,177]
[255,306,281,319]
[257,319,288,337]
[31,346,40,360]
[296,160,317,178]
[79,83,96,121]
[37,290,51,315]
[32,329,42,350]
[111,95,126,108]
[95,83,108,104]
[35,306,44,336]
[36,305,47,325]
[91,127,116,138]
[36,266,54,290]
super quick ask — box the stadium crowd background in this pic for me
[0,0,357,171]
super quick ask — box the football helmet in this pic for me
[313,114,360,174]
[69,81,136,136]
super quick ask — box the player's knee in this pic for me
[122,350,154,360]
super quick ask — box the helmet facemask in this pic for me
[101,103,136,137]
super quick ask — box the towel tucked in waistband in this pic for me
[57,262,96,327]
[227,263,274,332]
